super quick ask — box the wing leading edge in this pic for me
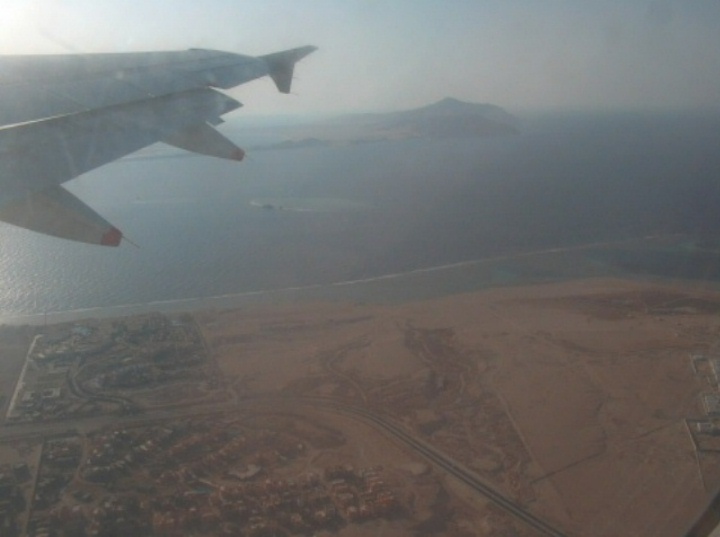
[0,45,317,246]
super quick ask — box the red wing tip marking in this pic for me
[101,227,123,247]
[232,148,245,161]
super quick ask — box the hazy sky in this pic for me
[1,1,719,114]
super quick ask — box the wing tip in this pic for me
[262,45,318,94]
[101,227,123,247]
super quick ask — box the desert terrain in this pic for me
[198,277,720,536]
[1,277,719,536]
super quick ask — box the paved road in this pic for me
[292,396,568,537]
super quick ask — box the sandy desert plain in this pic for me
[2,276,720,537]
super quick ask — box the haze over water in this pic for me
[1,111,719,320]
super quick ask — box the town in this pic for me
[20,415,402,537]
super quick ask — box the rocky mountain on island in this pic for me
[253,98,518,150]
[375,97,519,138]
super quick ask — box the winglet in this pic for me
[260,45,317,94]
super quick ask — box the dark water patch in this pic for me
[588,248,720,282]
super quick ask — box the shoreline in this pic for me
[1,233,716,327]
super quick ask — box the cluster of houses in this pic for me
[149,466,400,536]
[0,463,30,537]
[25,419,402,536]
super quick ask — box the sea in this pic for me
[1,111,720,324]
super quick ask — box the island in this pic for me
[250,97,520,151]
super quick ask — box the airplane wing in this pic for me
[0,45,317,246]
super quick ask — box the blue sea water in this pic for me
[1,112,719,321]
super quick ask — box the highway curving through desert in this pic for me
[293,396,569,537]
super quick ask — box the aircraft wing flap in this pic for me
[0,185,122,246]
[162,122,245,161]
[0,88,242,245]
[0,88,242,202]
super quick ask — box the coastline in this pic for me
[2,233,716,326]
